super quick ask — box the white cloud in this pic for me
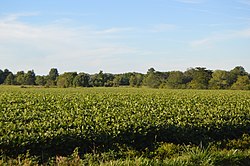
[0,13,139,74]
[94,27,134,34]
[190,28,250,48]
[0,12,39,22]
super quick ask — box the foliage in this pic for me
[164,71,186,89]
[57,72,77,88]
[24,70,36,85]
[0,66,250,90]
[4,73,15,85]
[73,72,90,87]
[229,66,248,86]
[129,73,143,87]
[231,76,250,90]
[186,67,212,89]
[209,70,229,89]
[1,144,250,165]
[15,71,25,85]
[35,76,46,86]
[1,87,250,158]
[48,68,59,82]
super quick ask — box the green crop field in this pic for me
[1,86,250,165]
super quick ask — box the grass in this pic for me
[1,143,250,165]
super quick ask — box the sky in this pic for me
[0,0,250,75]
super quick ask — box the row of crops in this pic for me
[0,86,250,163]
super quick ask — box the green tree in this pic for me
[15,71,25,85]
[35,76,46,86]
[57,72,77,88]
[165,71,186,89]
[73,73,90,87]
[209,70,229,89]
[4,73,15,85]
[147,67,155,74]
[24,70,36,85]
[129,73,144,87]
[45,79,55,87]
[144,73,161,88]
[113,75,122,87]
[47,68,59,86]
[143,68,163,88]
[186,67,212,89]
[129,75,136,87]
[97,71,105,86]
[113,73,131,86]
[135,74,143,87]
[89,71,114,87]
[57,77,67,88]
[89,71,103,87]
[0,69,11,84]
[138,74,144,87]
[0,69,4,84]
[231,75,250,90]
[229,66,247,86]
[3,69,11,78]
[48,68,59,81]
[103,73,114,87]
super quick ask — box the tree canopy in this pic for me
[0,66,249,90]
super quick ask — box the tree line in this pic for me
[0,66,249,90]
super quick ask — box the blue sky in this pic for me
[0,0,249,75]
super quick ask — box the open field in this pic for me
[1,86,250,165]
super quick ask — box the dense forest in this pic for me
[0,66,249,90]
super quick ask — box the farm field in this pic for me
[1,86,250,165]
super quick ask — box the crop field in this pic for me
[1,86,250,165]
